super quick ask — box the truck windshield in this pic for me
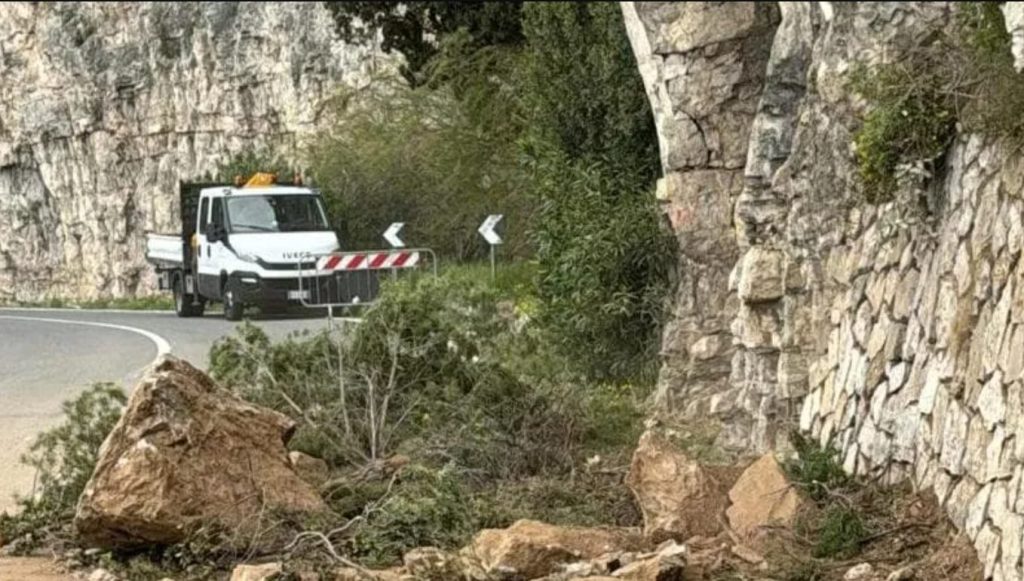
[225,195,330,233]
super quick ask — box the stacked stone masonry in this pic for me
[0,2,387,301]
[626,2,1024,579]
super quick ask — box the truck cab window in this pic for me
[211,197,225,229]
[198,198,209,229]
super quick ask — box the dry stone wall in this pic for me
[0,2,386,301]
[627,2,1024,578]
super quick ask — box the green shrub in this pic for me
[785,431,848,502]
[851,2,1024,203]
[210,269,603,477]
[813,506,868,559]
[517,2,659,185]
[473,470,641,531]
[210,268,646,565]
[849,54,956,203]
[351,465,477,567]
[531,154,675,382]
[0,384,126,552]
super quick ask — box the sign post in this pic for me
[478,214,504,281]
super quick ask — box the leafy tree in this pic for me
[517,2,660,186]
[308,75,530,258]
[530,151,674,382]
[518,3,669,380]
[325,2,524,85]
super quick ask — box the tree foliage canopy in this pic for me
[325,1,524,85]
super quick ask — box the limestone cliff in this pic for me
[626,2,1024,578]
[0,2,386,301]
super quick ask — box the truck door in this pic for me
[196,194,222,299]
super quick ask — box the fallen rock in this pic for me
[466,519,643,579]
[230,563,282,581]
[611,552,685,581]
[87,569,119,581]
[730,544,764,564]
[886,566,915,580]
[539,552,638,580]
[403,546,482,579]
[75,356,326,549]
[626,430,732,541]
[725,453,803,539]
[289,451,330,488]
[844,562,874,580]
[333,567,404,581]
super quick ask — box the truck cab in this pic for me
[147,176,341,320]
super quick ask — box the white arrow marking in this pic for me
[384,222,405,248]
[478,214,504,245]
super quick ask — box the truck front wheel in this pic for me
[173,275,205,318]
[223,282,245,321]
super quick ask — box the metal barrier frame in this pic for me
[294,247,438,321]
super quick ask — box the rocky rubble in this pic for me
[74,356,326,549]
[466,520,644,579]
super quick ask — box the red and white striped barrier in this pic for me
[317,250,421,271]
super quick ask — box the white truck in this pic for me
[145,177,340,320]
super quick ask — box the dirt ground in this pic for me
[0,556,70,580]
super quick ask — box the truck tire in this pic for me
[173,275,205,317]
[223,282,245,321]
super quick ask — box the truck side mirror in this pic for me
[206,223,226,243]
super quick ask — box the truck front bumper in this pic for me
[229,271,379,307]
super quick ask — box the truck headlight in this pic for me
[238,252,259,263]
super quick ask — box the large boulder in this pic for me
[725,453,803,538]
[625,430,734,541]
[465,519,643,579]
[75,356,326,549]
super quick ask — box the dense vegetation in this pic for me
[852,2,1024,203]
[207,267,645,566]
[311,2,673,382]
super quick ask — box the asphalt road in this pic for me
[0,307,333,514]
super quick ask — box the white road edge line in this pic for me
[0,306,176,315]
[0,315,172,365]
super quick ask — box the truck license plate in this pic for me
[288,290,310,300]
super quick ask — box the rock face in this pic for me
[621,2,780,429]
[625,1,1024,578]
[1005,3,1024,72]
[0,2,386,302]
[466,519,643,579]
[75,356,325,549]
[625,430,731,541]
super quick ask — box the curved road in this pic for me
[0,308,332,514]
